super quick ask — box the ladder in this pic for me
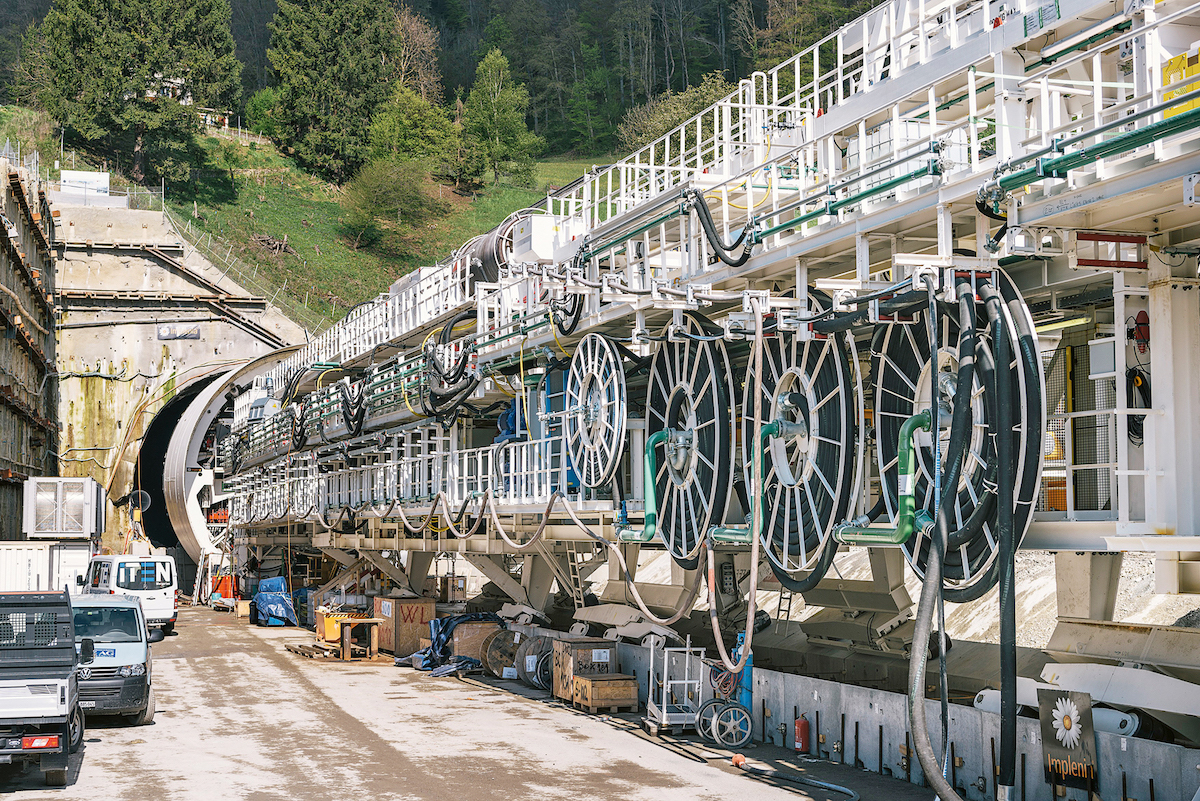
[567,542,586,610]
[775,588,794,634]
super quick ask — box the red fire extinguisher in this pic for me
[795,713,810,753]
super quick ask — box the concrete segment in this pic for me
[1,608,929,800]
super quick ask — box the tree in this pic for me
[462,49,543,185]
[21,0,240,182]
[369,85,457,165]
[245,86,280,137]
[268,0,397,183]
[395,5,443,103]
[617,71,734,153]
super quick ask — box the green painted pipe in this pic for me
[998,103,1200,192]
[755,162,936,241]
[616,428,671,543]
[834,410,933,545]
[707,420,783,545]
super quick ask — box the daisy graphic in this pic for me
[1052,696,1082,749]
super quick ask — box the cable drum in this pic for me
[742,290,858,586]
[565,334,628,487]
[871,272,1043,599]
[646,313,737,569]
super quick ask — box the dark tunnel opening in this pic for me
[134,376,219,550]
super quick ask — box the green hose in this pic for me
[834,410,933,545]
[616,428,670,543]
[707,420,783,544]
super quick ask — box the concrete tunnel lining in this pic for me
[162,347,301,563]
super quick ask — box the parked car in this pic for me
[0,590,90,786]
[71,595,162,725]
[79,555,178,633]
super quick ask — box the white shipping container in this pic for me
[0,542,93,592]
[0,542,52,591]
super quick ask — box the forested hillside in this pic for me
[0,0,874,325]
[2,0,874,154]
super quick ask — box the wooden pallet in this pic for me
[286,643,335,659]
[575,700,638,715]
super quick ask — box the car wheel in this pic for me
[44,768,68,786]
[124,687,155,726]
[162,622,175,635]
[68,705,84,754]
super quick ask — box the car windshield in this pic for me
[115,561,172,591]
[73,607,142,643]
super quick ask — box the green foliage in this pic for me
[617,71,736,153]
[268,0,397,183]
[340,156,448,250]
[245,86,280,137]
[19,0,239,181]
[369,86,457,165]
[0,0,50,102]
[463,49,543,186]
[170,135,543,321]
[566,44,622,155]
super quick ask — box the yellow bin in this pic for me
[318,611,369,643]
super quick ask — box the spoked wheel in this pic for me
[695,697,723,741]
[646,314,737,569]
[565,333,628,488]
[712,702,754,748]
[871,271,1043,600]
[742,290,858,590]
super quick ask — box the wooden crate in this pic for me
[451,622,501,661]
[374,597,436,655]
[552,637,615,701]
[574,674,638,714]
[439,576,467,602]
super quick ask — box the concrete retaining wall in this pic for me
[511,623,1200,801]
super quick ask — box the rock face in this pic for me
[54,204,307,553]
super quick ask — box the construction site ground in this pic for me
[1,607,931,800]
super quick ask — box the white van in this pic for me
[72,594,163,724]
[79,555,178,633]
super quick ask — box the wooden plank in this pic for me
[452,621,501,663]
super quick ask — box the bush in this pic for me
[245,87,280,138]
[340,156,448,250]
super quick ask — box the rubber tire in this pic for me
[68,705,84,754]
[44,769,68,787]
[695,698,724,742]
[712,702,754,749]
[125,687,155,726]
[162,622,175,635]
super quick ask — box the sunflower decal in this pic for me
[1052,696,1082,749]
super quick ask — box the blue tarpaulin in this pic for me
[397,612,503,670]
[253,577,297,626]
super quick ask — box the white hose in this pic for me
[706,296,765,673]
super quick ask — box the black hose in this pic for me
[691,191,753,267]
[981,284,1017,793]
[689,190,751,250]
[770,537,837,593]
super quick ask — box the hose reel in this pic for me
[565,333,628,488]
[871,271,1043,600]
[741,290,858,589]
[646,313,737,569]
